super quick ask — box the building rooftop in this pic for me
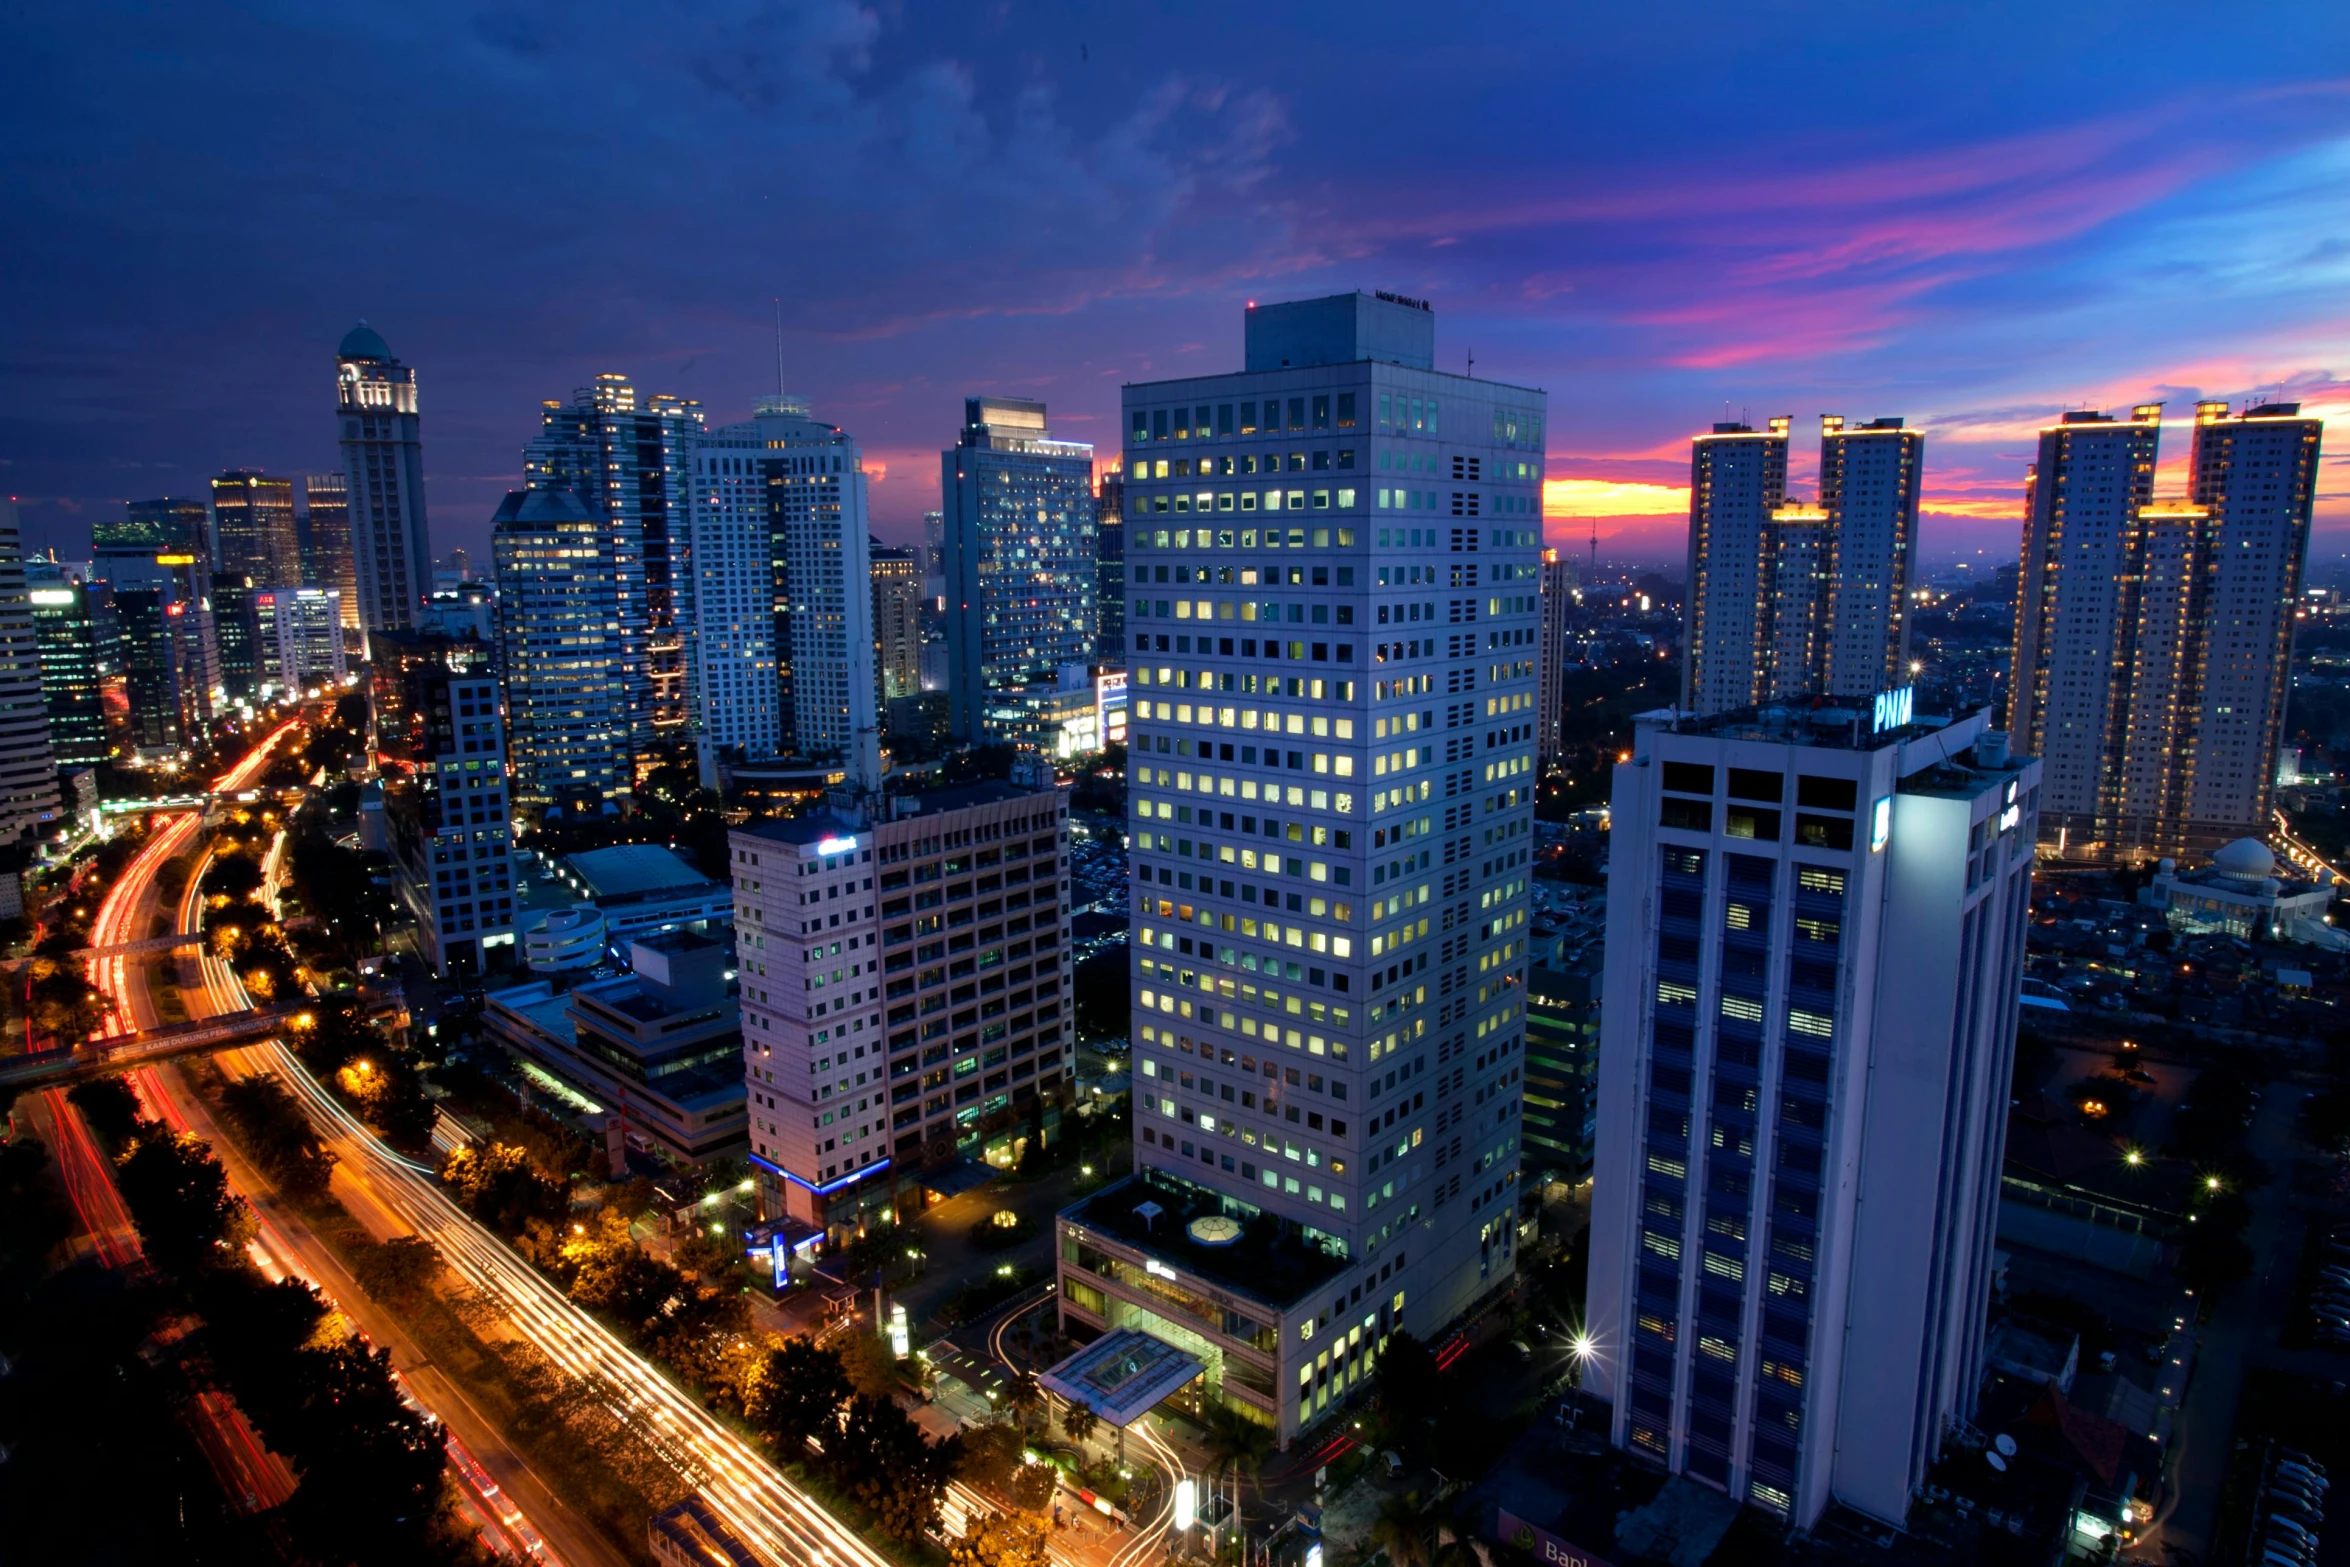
[1063,1169,1349,1309]
[563,843,717,898]
[742,780,1057,849]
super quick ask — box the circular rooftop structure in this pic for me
[1186,1214,1243,1247]
[524,905,607,973]
[338,320,391,360]
[2210,837,2277,883]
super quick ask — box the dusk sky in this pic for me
[5,1,2347,576]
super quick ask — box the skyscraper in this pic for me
[921,510,945,600]
[26,574,107,767]
[1096,466,1126,662]
[254,588,350,691]
[1537,547,1578,764]
[335,322,433,638]
[211,575,262,701]
[1584,704,2035,1527]
[2007,401,2322,859]
[0,503,59,849]
[209,470,301,587]
[1816,416,1923,699]
[1679,416,1921,715]
[689,395,878,777]
[373,642,514,978]
[525,375,705,757]
[1051,293,1545,1449]
[870,543,923,707]
[941,398,1096,741]
[97,499,218,744]
[1681,421,1789,717]
[2005,407,2164,852]
[492,487,626,804]
[300,473,362,633]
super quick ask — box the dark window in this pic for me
[1727,768,1783,803]
[1797,775,1858,811]
[1661,798,1712,832]
[1662,762,1714,796]
[1795,814,1854,851]
[1725,808,1781,842]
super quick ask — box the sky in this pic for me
[4,1,2349,577]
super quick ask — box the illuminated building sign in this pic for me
[1871,796,1892,852]
[814,835,859,856]
[1871,685,1914,735]
[1494,1511,1614,1567]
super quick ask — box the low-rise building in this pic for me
[2144,838,2341,946]
[552,843,732,943]
[485,931,746,1163]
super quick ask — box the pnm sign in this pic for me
[1494,1509,1614,1567]
[1871,685,1914,735]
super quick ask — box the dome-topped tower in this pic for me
[338,320,391,360]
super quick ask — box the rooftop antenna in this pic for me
[772,298,785,395]
[1467,345,1475,377]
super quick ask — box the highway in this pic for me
[91,720,1184,1567]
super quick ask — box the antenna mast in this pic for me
[773,298,785,395]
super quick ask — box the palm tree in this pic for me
[1061,1401,1101,1450]
[1005,1370,1045,1434]
[1369,1494,1439,1567]
[1200,1405,1273,1499]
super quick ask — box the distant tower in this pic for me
[300,474,362,633]
[334,323,434,641]
[209,470,302,586]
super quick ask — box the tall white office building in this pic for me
[334,322,433,639]
[525,375,705,758]
[1583,700,2037,1527]
[0,501,59,854]
[690,394,878,780]
[1050,293,1546,1449]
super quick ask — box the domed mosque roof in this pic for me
[338,320,391,360]
[2209,837,2278,882]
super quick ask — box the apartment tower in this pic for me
[1537,547,1578,764]
[1585,703,2036,1527]
[1051,293,1545,1449]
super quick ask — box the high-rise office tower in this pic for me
[211,575,263,702]
[492,487,627,804]
[335,322,433,638]
[1537,547,1578,764]
[1816,416,1923,699]
[1680,417,1920,715]
[1050,293,1544,1449]
[2007,401,2322,859]
[871,543,923,707]
[1584,704,2036,1527]
[1096,467,1127,662]
[26,574,107,767]
[300,473,363,632]
[97,500,218,743]
[1682,421,1789,716]
[209,470,301,587]
[0,503,59,849]
[2005,407,2164,850]
[254,588,350,691]
[374,642,514,978]
[690,395,878,779]
[525,375,705,756]
[921,510,946,600]
[733,774,1074,1233]
[941,398,1096,741]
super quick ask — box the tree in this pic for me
[114,1126,249,1271]
[949,1510,1052,1567]
[439,1142,566,1234]
[1199,1403,1270,1496]
[958,1419,1029,1490]
[838,1324,901,1398]
[833,1393,958,1542]
[1374,1330,1443,1447]
[66,1074,143,1144]
[1371,1494,1480,1567]
[218,1074,338,1199]
[352,1236,443,1310]
[1060,1400,1101,1450]
[744,1336,852,1455]
[1004,1368,1045,1434]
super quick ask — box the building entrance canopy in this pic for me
[1038,1328,1205,1429]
